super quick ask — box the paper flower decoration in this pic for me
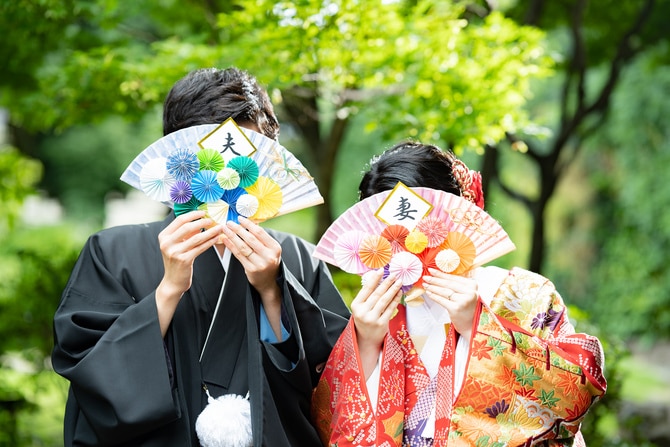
[440,231,476,275]
[174,197,203,216]
[221,187,247,223]
[405,230,428,254]
[236,194,259,218]
[192,170,225,203]
[314,184,517,293]
[358,235,393,269]
[197,149,225,172]
[388,252,423,286]
[416,215,449,247]
[381,225,409,254]
[217,167,241,190]
[435,248,461,273]
[167,148,199,181]
[246,176,282,221]
[140,158,175,202]
[333,231,368,274]
[228,156,259,188]
[418,246,440,280]
[170,180,193,204]
[203,200,230,225]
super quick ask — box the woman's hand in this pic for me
[350,270,403,379]
[423,268,479,342]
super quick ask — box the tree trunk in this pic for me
[496,0,655,274]
[528,162,557,273]
[314,116,349,240]
[280,85,350,241]
[480,144,498,203]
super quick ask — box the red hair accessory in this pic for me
[451,159,485,209]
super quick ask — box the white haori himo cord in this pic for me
[195,249,252,447]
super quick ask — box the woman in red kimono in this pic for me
[312,142,606,446]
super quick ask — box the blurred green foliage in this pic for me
[583,45,670,342]
[0,148,81,445]
[0,0,669,446]
[0,146,42,230]
[36,114,161,226]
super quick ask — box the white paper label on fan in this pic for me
[198,117,257,163]
[375,182,433,231]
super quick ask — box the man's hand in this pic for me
[221,217,284,340]
[156,211,224,336]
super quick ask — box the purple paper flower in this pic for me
[170,180,193,204]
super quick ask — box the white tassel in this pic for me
[196,388,252,447]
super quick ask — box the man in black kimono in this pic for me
[51,67,351,446]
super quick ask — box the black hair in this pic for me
[358,141,461,199]
[162,67,280,140]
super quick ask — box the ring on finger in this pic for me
[241,246,253,257]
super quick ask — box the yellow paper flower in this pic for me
[246,176,283,221]
[405,230,428,254]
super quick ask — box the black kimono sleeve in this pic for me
[247,230,351,447]
[51,223,181,445]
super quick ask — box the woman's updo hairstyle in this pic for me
[358,141,461,200]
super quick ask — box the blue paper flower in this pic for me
[221,187,247,223]
[166,148,199,181]
[191,170,224,203]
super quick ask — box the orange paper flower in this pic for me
[440,231,475,275]
[381,225,409,253]
[358,235,393,269]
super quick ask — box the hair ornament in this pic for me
[451,158,485,209]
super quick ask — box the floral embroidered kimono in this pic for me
[312,266,606,447]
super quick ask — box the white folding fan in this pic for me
[313,182,516,287]
[120,118,323,224]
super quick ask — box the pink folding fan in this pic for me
[314,182,516,287]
